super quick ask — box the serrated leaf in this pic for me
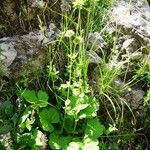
[85,118,105,139]
[38,90,48,102]
[0,100,13,117]
[49,133,72,150]
[39,107,60,132]
[49,133,61,149]
[37,90,49,107]
[79,97,99,119]
[0,122,13,134]
[17,133,35,146]
[22,90,49,107]
[22,90,38,104]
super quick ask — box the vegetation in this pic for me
[0,0,150,149]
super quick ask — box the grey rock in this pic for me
[124,88,147,116]
[88,32,107,50]
[87,50,102,64]
[0,23,59,78]
[107,0,150,45]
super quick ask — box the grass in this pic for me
[0,0,150,149]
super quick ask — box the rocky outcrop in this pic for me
[0,23,59,79]
[107,0,150,46]
[104,0,150,117]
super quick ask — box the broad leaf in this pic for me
[17,133,35,146]
[79,96,99,119]
[39,107,60,132]
[22,90,49,107]
[37,90,49,107]
[49,132,73,150]
[22,90,38,104]
[0,122,13,134]
[85,118,105,139]
[49,133,61,149]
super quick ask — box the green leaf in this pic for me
[22,90,49,107]
[49,132,72,150]
[0,100,13,117]
[85,118,105,139]
[37,90,49,107]
[64,117,74,133]
[4,101,13,116]
[38,90,49,101]
[17,133,35,147]
[65,96,78,117]
[19,107,33,125]
[22,90,38,104]
[49,133,61,149]
[79,96,99,119]
[18,107,35,131]
[39,107,60,132]
[0,122,13,134]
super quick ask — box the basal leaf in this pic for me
[79,96,99,119]
[49,133,61,149]
[22,90,38,104]
[22,90,49,107]
[0,122,13,134]
[17,133,35,146]
[49,133,72,149]
[37,90,49,107]
[39,107,60,132]
[85,118,105,139]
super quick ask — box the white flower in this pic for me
[64,30,75,37]
[72,0,86,9]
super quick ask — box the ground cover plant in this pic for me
[0,0,150,149]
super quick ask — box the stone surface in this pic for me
[107,0,150,45]
[124,88,147,117]
[105,0,150,75]
[0,23,59,79]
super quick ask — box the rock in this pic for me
[87,50,102,64]
[87,32,109,64]
[105,0,150,75]
[124,88,147,117]
[88,32,108,50]
[0,23,59,79]
[107,0,150,45]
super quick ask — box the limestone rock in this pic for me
[107,0,150,45]
[0,23,59,79]
[124,88,147,117]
